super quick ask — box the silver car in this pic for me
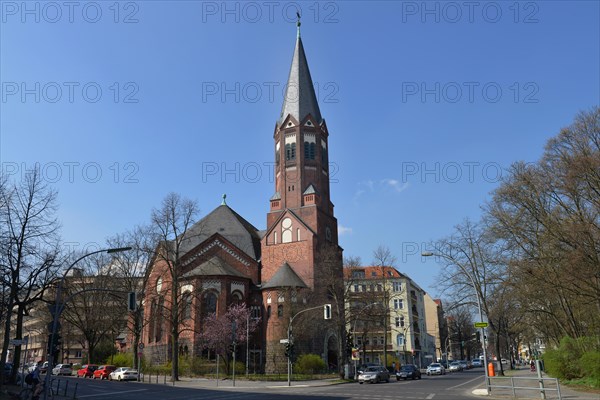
[426,363,445,375]
[52,363,73,376]
[358,366,390,384]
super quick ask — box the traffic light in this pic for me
[47,333,62,362]
[476,331,481,343]
[284,342,295,360]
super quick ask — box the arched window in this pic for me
[282,218,292,243]
[231,291,243,305]
[182,291,192,320]
[267,305,271,318]
[202,291,218,316]
[285,143,296,160]
[297,228,301,241]
[277,304,284,318]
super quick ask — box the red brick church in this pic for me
[143,25,344,373]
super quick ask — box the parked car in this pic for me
[448,361,462,372]
[40,361,48,374]
[77,364,98,378]
[358,365,390,384]
[52,363,73,376]
[109,367,139,381]
[93,365,116,380]
[357,363,380,375]
[458,360,469,370]
[426,363,445,375]
[396,364,422,380]
[471,359,483,368]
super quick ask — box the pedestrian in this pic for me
[530,359,536,372]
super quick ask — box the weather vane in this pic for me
[296,11,301,37]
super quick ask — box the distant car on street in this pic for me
[52,363,73,376]
[77,364,98,378]
[426,363,446,375]
[471,359,483,368]
[448,361,462,372]
[93,365,116,380]
[358,366,390,384]
[396,364,422,380]
[109,367,139,381]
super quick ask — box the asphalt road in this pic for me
[54,369,487,400]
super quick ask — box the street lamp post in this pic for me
[422,252,490,395]
[43,247,131,400]
[286,304,330,387]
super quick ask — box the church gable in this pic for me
[180,233,260,284]
[262,209,315,246]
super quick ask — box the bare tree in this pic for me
[60,254,129,364]
[0,169,62,386]
[150,193,199,381]
[106,225,155,370]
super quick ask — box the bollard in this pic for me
[487,362,495,377]
[63,380,68,396]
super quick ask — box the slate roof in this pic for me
[177,205,262,260]
[303,184,318,195]
[182,255,247,278]
[279,35,322,125]
[262,262,308,289]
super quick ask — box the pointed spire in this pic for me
[279,25,322,126]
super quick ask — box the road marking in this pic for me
[78,388,148,397]
[426,394,435,399]
[448,376,485,389]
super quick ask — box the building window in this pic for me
[277,304,283,318]
[393,282,402,292]
[286,143,296,160]
[400,316,405,327]
[395,317,401,327]
[304,142,315,160]
[203,291,217,316]
[75,350,82,358]
[352,270,365,279]
[388,271,393,277]
[267,305,271,318]
[297,228,300,241]
[371,271,376,277]
[232,291,243,305]
[273,231,277,244]
[353,284,359,292]
[251,306,261,319]
[377,284,382,292]
[182,291,192,320]
[361,285,367,292]
[282,217,292,243]
[397,334,405,346]
[394,299,404,310]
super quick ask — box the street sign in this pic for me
[138,343,144,349]
[474,322,489,328]
[9,339,23,346]
[351,348,360,361]
[279,339,289,344]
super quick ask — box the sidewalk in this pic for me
[142,376,345,391]
[473,366,600,400]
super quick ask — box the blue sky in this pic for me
[1,1,599,296]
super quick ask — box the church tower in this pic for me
[260,22,343,373]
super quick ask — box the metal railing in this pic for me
[488,376,562,399]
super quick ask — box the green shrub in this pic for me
[106,352,134,368]
[294,354,325,374]
[578,351,600,386]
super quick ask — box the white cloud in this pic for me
[338,225,353,235]
[382,178,410,193]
